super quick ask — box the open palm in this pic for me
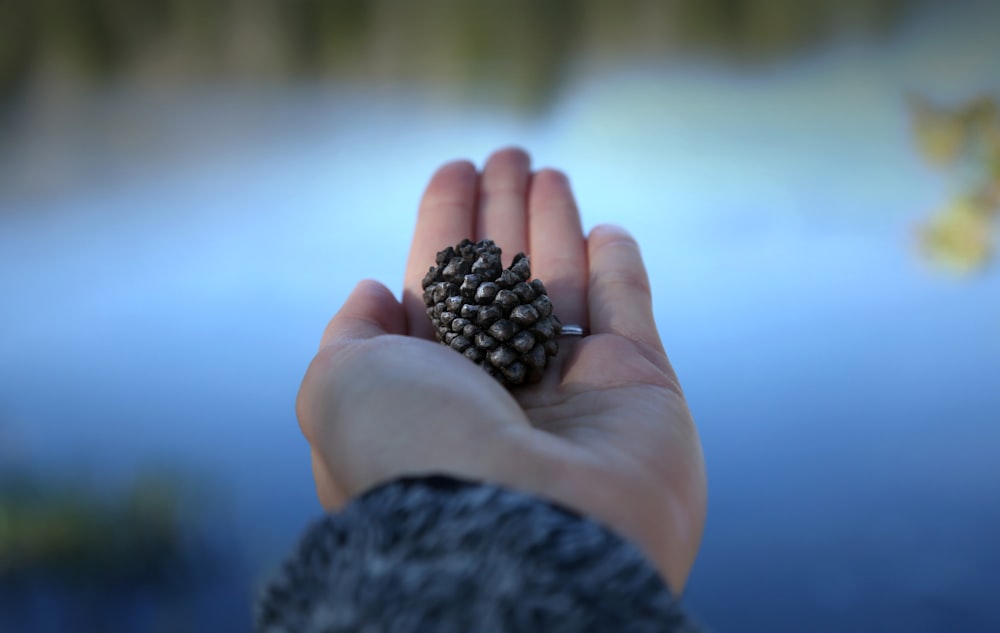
[297,148,706,592]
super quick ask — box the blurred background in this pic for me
[1,0,999,631]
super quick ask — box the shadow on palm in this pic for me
[395,293,692,498]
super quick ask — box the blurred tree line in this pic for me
[7,0,996,272]
[2,0,909,108]
[0,467,238,631]
[1,472,184,580]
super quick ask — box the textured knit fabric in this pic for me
[256,476,701,632]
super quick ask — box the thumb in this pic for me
[319,279,407,348]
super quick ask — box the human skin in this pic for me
[295,147,708,593]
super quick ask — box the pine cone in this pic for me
[422,239,562,387]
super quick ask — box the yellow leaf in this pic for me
[918,197,993,273]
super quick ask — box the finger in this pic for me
[477,147,531,264]
[404,160,478,339]
[527,168,588,329]
[587,224,664,351]
[320,279,407,348]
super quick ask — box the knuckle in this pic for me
[422,198,469,218]
[597,268,652,297]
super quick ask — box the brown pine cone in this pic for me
[422,239,562,387]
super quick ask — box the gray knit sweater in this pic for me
[256,476,702,632]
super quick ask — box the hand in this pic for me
[296,148,707,592]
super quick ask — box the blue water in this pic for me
[2,3,1000,631]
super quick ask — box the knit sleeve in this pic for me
[255,475,703,633]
